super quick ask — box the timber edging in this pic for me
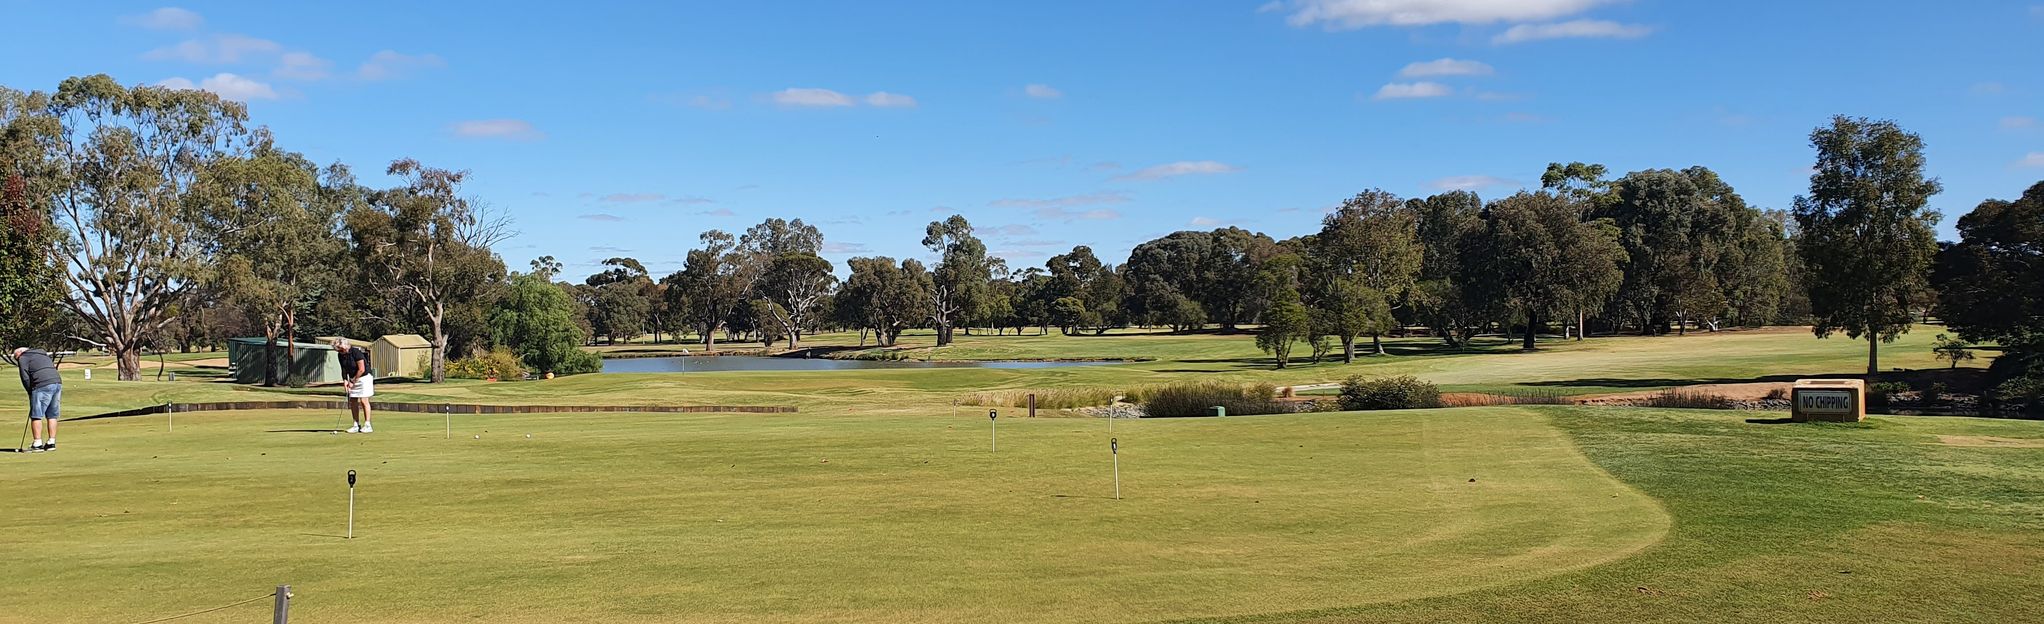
[82,401,797,420]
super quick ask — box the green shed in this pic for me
[226,338,344,386]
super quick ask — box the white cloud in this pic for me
[668,196,716,205]
[1428,175,1517,191]
[1280,0,1617,29]
[686,95,730,110]
[1115,160,1241,181]
[1189,216,1222,226]
[450,119,543,141]
[772,88,856,107]
[578,214,626,222]
[2018,152,2044,168]
[121,7,203,31]
[1024,83,1063,99]
[700,208,737,217]
[274,52,332,80]
[987,224,1039,236]
[1398,58,1494,77]
[865,91,918,108]
[989,191,1132,209]
[357,50,445,80]
[156,73,278,101]
[600,193,665,203]
[1372,81,1452,100]
[143,35,282,63]
[1494,20,1653,44]
[821,242,871,254]
[2001,116,2038,130]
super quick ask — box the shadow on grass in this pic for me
[266,429,343,433]
[1744,417,1799,425]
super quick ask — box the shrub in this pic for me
[1438,389,1571,407]
[447,348,529,380]
[1338,375,1442,411]
[1764,387,1790,401]
[1869,381,1912,396]
[1139,381,1281,417]
[553,349,603,375]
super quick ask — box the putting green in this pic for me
[0,407,1666,623]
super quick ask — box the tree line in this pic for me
[2,76,2039,411]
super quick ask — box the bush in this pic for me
[448,348,529,380]
[1643,389,1733,409]
[1139,381,1281,417]
[553,349,603,375]
[1437,389,1570,407]
[1338,375,1442,410]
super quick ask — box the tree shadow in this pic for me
[266,429,344,433]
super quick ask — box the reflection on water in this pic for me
[601,355,1118,373]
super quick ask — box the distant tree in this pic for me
[1793,116,1943,375]
[836,256,931,346]
[924,215,993,346]
[1540,161,1610,202]
[749,299,788,351]
[1467,192,1625,350]
[669,230,755,351]
[584,257,656,344]
[738,217,823,257]
[490,272,600,374]
[1257,292,1311,369]
[1935,181,2044,406]
[348,158,508,381]
[1306,275,1393,363]
[758,252,836,350]
[1123,228,1279,329]
[1406,191,1484,347]
[529,255,563,281]
[1312,189,1421,356]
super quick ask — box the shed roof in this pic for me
[377,334,433,349]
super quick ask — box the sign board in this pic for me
[1790,379,1865,422]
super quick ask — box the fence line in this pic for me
[123,590,276,624]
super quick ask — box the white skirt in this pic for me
[347,376,375,398]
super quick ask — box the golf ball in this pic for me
[474,435,481,439]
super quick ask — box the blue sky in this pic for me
[4,1,2041,280]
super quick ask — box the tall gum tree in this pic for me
[1792,116,1942,375]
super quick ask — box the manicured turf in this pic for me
[1,407,1665,623]
[1,327,2036,623]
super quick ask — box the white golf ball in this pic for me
[474,435,481,439]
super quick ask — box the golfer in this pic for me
[334,339,374,433]
[14,347,61,452]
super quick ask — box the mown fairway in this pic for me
[1,328,2040,623]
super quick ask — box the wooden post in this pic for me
[1027,393,1036,418]
[273,585,291,624]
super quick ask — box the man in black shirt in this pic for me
[333,339,375,433]
[13,347,62,452]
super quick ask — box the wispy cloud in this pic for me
[578,214,626,222]
[986,224,1039,236]
[865,92,918,108]
[668,196,715,205]
[1494,20,1652,44]
[143,35,281,63]
[2018,152,2044,168]
[1087,161,1122,172]
[1504,111,1552,123]
[1398,58,1494,77]
[1429,175,1517,191]
[822,242,871,254]
[1031,208,1122,222]
[450,119,543,141]
[120,7,203,31]
[274,52,331,80]
[1971,82,2007,95]
[1372,81,1452,100]
[772,88,856,107]
[357,50,444,80]
[599,193,664,203]
[1024,83,1063,99]
[1189,216,1223,226]
[155,73,277,101]
[2001,116,2038,130]
[1277,0,1619,29]
[1115,160,1240,181]
[699,208,737,217]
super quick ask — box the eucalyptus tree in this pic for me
[1405,191,1484,347]
[203,140,347,385]
[1467,192,1625,350]
[1793,116,1942,375]
[347,158,507,381]
[0,86,65,351]
[668,230,755,351]
[1313,189,1421,356]
[923,215,992,346]
[36,75,253,380]
[758,252,836,350]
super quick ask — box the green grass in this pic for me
[1,327,2036,622]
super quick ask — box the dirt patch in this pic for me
[179,357,231,368]
[1936,435,2044,449]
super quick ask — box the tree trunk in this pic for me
[1867,334,1879,377]
[429,306,447,383]
[1341,336,1355,364]
[1522,308,1538,350]
[1576,309,1585,341]
[263,334,279,387]
[1372,333,1385,356]
[117,344,142,381]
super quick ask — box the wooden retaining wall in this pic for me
[83,401,796,420]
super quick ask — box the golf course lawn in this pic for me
[1,328,2039,622]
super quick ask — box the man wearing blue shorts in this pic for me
[14,347,61,452]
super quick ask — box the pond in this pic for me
[601,356,1121,374]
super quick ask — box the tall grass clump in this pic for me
[1338,375,1443,410]
[958,388,1119,409]
[1437,388,1571,407]
[1644,389,1734,409]
[1138,381,1281,417]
